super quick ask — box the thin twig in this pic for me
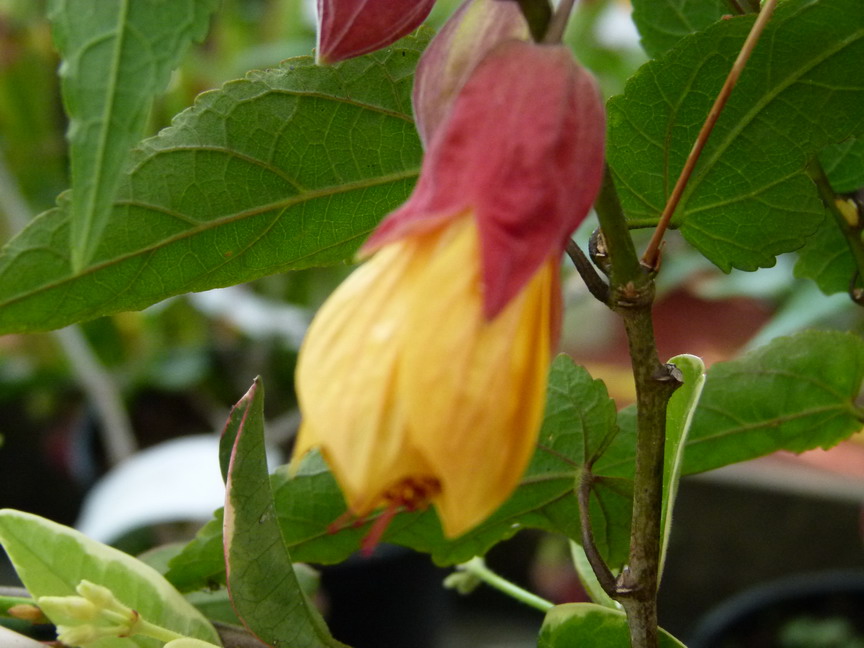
[53,327,138,464]
[806,159,864,306]
[577,470,618,597]
[542,0,577,44]
[0,148,137,465]
[566,239,610,303]
[641,0,779,269]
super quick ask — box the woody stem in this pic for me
[590,170,680,648]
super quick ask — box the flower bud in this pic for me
[316,0,436,64]
[413,0,530,146]
[38,581,139,647]
[76,581,115,609]
[55,624,100,647]
[7,604,48,624]
[37,596,99,624]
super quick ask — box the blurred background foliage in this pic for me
[0,0,656,523]
[0,1,863,645]
[0,0,861,543]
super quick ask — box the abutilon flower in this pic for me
[316,0,437,64]
[293,38,605,539]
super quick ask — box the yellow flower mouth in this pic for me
[382,476,442,511]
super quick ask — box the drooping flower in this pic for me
[316,0,437,64]
[293,39,605,539]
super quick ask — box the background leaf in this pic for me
[48,0,219,271]
[607,0,864,273]
[793,206,852,296]
[171,357,634,585]
[270,356,631,570]
[682,330,864,474]
[166,512,225,593]
[223,379,344,648]
[630,0,728,58]
[0,33,427,334]
[820,137,864,194]
[538,603,685,648]
[794,137,864,295]
[0,509,220,648]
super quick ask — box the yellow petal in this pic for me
[295,212,554,535]
[398,216,553,536]
[295,239,434,516]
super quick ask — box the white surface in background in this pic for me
[188,286,310,348]
[76,435,283,544]
[0,626,45,648]
[595,2,642,50]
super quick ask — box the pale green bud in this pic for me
[39,581,140,646]
[443,569,482,595]
[54,624,100,647]
[76,580,115,609]
[37,595,98,624]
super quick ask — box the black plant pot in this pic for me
[687,570,864,648]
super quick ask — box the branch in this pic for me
[592,170,682,648]
[577,470,618,598]
[806,159,864,306]
[0,147,137,465]
[542,0,577,44]
[566,239,609,303]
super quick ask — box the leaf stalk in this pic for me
[641,0,779,269]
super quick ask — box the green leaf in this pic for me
[174,357,632,580]
[795,137,864,295]
[659,354,704,575]
[630,0,728,58]
[0,34,427,334]
[538,603,685,648]
[820,137,864,193]
[165,512,225,593]
[223,379,345,648]
[682,330,864,474]
[607,0,864,272]
[0,509,220,648]
[794,205,853,295]
[272,355,632,569]
[48,0,218,271]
